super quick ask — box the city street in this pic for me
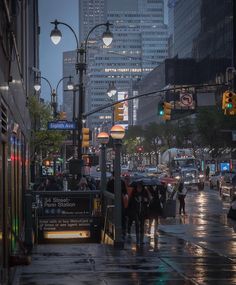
[15,186,236,285]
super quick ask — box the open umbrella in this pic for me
[160,177,178,185]
[129,177,162,187]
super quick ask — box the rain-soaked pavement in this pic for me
[14,186,236,285]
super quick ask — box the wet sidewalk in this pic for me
[14,188,236,285]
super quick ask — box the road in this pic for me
[15,185,236,285]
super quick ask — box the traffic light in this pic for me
[163,102,172,121]
[82,127,90,147]
[114,102,124,121]
[59,111,67,120]
[222,90,236,115]
[157,102,164,116]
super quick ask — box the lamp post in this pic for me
[50,19,113,177]
[107,82,117,126]
[110,125,125,248]
[34,75,73,118]
[97,132,109,192]
[34,75,74,175]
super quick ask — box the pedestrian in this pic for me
[148,185,162,235]
[45,176,61,191]
[128,181,151,245]
[77,176,90,190]
[177,181,187,215]
[205,165,210,181]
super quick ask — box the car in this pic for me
[179,167,204,190]
[220,172,236,200]
[209,171,223,190]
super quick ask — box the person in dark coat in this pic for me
[45,176,61,191]
[177,181,187,215]
[128,181,151,245]
[147,185,162,235]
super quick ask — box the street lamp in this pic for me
[107,82,117,98]
[50,19,113,177]
[34,75,73,118]
[107,82,117,125]
[97,132,109,192]
[110,125,125,248]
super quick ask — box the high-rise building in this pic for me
[168,0,232,62]
[63,0,168,131]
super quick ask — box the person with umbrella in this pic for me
[128,181,152,245]
[147,185,162,236]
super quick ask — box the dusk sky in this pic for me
[39,0,78,105]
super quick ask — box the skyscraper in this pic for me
[63,0,168,131]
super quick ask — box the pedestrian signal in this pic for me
[82,128,90,147]
[114,102,124,121]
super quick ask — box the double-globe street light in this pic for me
[34,75,74,174]
[50,19,113,177]
[34,75,73,118]
[107,81,117,126]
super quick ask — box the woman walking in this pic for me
[177,181,187,215]
[128,181,151,245]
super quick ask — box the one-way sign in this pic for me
[48,120,76,130]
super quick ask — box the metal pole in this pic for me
[233,0,236,91]
[113,139,123,248]
[100,144,107,192]
[76,46,86,177]
[72,88,77,157]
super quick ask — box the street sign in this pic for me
[180,92,193,107]
[48,120,76,130]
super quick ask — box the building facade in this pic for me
[63,0,168,134]
[136,0,233,127]
[0,1,39,283]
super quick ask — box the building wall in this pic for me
[0,0,39,282]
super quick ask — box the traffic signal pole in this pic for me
[233,0,236,92]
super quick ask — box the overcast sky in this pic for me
[39,0,78,105]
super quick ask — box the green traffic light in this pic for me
[226,103,233,109]
[159,110,164,115]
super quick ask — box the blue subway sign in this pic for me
[48,120,76,130]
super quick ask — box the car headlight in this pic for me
[199,174,204,178]
[175,175,181,180]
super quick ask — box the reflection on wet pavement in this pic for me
[16,188,236,285]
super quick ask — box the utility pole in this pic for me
[233,0,236,91]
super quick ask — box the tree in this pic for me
[29,96,66,179]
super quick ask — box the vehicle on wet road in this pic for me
[175,167,204,190]
[209,171,224,190]
[220,172,236,200]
